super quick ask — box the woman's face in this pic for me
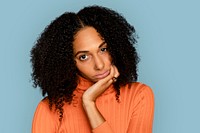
[73,26,112,82]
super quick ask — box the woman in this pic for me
[31,5,154,133]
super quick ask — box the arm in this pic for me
[127,85,154,133]
[82,65,119,132]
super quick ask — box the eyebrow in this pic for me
[74,41,106,57]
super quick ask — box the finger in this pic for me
[109,65,118,83]
[105,66,118,84]
[97,66,118,84]
[97,66,114,84]
[112,77,117,82]
[113,65,120,78]
[106,66,115,83]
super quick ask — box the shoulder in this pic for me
[34,97,57,116]
[123,82,154,95]
[120,82,154,110]
[32,97,59,132]
[120,82,154,102]
[133,82,154,96]
[36,97,50,110]
[33,97,58,123]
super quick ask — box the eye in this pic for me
[79,54,88,61]
[100,47,107,52]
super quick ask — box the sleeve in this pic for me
[32,99,58,133]
[92,121,114,133]
[127,85,154,133]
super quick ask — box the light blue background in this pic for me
[0,0,199,133]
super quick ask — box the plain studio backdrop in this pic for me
[0,0,199,133]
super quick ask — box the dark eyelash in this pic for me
[79,55,87,60]
[101,47,107,51]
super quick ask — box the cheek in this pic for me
[76,63,92,74]
[77,65,87,73]
[104,53,112,64]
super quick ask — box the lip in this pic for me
[94,70,110,79]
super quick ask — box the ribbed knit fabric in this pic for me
[32,77,154,133]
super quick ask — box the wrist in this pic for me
[82,98,95,106]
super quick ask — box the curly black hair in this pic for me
[30,5,139,121]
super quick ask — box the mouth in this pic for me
[94,70,110,79]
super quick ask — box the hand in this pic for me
[81,66,119,129]
[82,65,120,102]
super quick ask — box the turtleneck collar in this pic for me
[76,76,94,91]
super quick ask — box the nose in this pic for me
[93,54,104,70]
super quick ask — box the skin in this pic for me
[73,26,120,129]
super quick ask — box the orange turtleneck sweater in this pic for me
[32,77,154,133]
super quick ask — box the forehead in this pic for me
[73,27,104,53]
